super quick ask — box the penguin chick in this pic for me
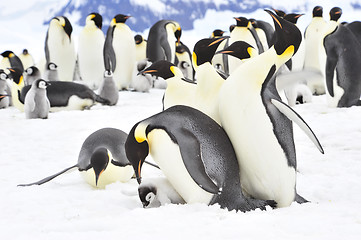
[24,66,42,86]
[0,93,10,109]
[130,59,153,92]
[24,79,50,119]
[18,128,134,188]
[99,70,119,105]
[44,62,60,81]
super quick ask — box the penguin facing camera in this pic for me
[134,34,147,62]
[44,62,60,81]
[24,79,50,119]
[24,66,42,86]
[18,49,35,70]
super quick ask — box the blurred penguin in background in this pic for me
[0,73,10,108]
[104,14,136,90]
[1,51,24,72]
[78,13,105,90]
[45,16,76,82]
[130,59,153,92]
[18,49,35,70]
[134,34,147,62]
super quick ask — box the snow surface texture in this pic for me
[1,0,361,239]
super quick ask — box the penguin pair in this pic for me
[45,16,76,82]
[104,14,136,90]
[18,128,134,188]
[217,10,324,208]
[125,105,276,212]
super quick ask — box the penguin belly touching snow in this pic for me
[78,13,105,90]
[45,16,76,82]
[218,10,324,208]
[99,70,119,106]
[24,79,50,119]
[18,128,134,188]
[125,105,275,212]
[104,14,136,90]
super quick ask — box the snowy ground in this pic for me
[1,89,361,239]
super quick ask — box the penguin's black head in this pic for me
[313,6,323,17]
[175,28,182,44]
[25,66,39,76]
[215,41,256,61]
[330,7,342,21]
[192,36,229,67]
[7,68,23,85]
[249,19,259,28]
[229,24,235,33]
[91,147,110,186]
[284,13,304,24]
[89,12,102,29]
[34,79,50,89]
[113,14,131,24]
[176,44,187,54]
[234,17,249,27]
[53,16,73,40]
[272,8,286,17]
[211,29,225,38]
[138,184,157,208]
[22,49,29,55]
[47,62,57,71]
[265,9,302,56]
[1,50,14,58]
[141,60,177,80]
[134,34,144,45]
[125,122,150,184]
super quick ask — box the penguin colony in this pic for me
[4,5,360,212]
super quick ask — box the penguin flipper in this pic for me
[104,26,116,72]
[17,164,78,187]
[176,128,219,194]
[160,37,172,62]
[325,51,338,97]
[271,99,324,154]
[45,31,50,64]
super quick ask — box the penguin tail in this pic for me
[17,164,78,187]
[94,94,111,105]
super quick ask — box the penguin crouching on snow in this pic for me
[104,14,136,90]
[218,10,324,208]
[125,105,276,212]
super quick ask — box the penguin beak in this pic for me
[136,161,142,184]
[138,69,157,76]
[208,36,229,47]
[95,169,105,186]
[215,50,234,55]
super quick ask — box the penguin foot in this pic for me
[295,193,309,204]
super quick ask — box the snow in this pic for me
[1,0,361,239]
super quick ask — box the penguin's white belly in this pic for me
[113,28,136,90]
[78,31,105,89]
[147,130,213,204]
[220,93,296,207]
[80,164,133,188]
[11,82,24,112]
[50,95,94,112]
[47,32,76,82]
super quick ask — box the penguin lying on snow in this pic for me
[125,105,276,212]
[24,79,50,119]
[18,128,134,188]
[21,81,110,111]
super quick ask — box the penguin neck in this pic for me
[323,20,339,37]
[195,63,223,92]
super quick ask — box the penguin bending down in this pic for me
[78,13,105,90]
[125,105,276,212]
[21,81,110,111]
[218,10,324,208]
[24,66,42,86]
[24,79,50,119]
[18,128,134,188]
[45,16,76,82]
[146,20,181,64]
[1,51,24,72]
[104,14,136,90]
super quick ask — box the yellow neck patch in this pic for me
[135,123,148,143]
[192,52,198,69]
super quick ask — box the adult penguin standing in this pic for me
[78,13,105,90]
[146,20,181,64]
[45,16,76,82]
[104,14,136,90]
[218,10,324,208]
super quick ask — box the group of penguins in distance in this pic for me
[8,5,361,211]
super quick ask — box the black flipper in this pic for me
[104,26,116,72]
[177,128,219,194]
[17,164,78,187]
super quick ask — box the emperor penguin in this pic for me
[141,60,196,110]
[210,29,228,73]
[228,17,259,73]
[125,105,276,212]
[323,16,361,107]
[78,13,105,90]
[98,70,119,106]
[1,51,24,72]
[175,41,194,80]
[104,14,136,90]
[0,75,10,108]
[304,6,327,95]
[45,16,76,82]
[18,49,35,70]
[44,62,60,82]
[24,79,50,119]
[134,34,147,62]
[18,128,134,188]
[7,68,25,111]
[24,66,42,86]
[138,177,185,208]
[20,81,110,111]
[146,20,181,64]
[218,10,324,208]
